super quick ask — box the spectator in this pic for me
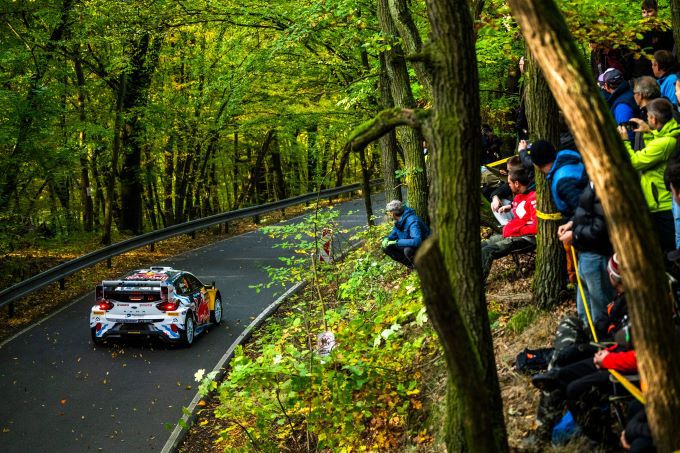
[481,124,503,165]
[602,68,640,142]
[481,167,537,282]
[489,155,533,215]
[619,98,680,255]
[652,50,678,105]
[666,161,680,256]
[629,0,675,78]
[525,140,588,220]
[381,200,430,269]
[632,76,661,150]
[558,182,615,331]
[620,402,655,452]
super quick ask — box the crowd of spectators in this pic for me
[477,1,680,450]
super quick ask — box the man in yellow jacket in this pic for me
[619,98,680,254]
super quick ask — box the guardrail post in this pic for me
[8,302,14,318]
[107,258,112,269]
[59,278,65,290]
[190,231,196,239]
[280,208,285,219]
[149,243,155,252]
[224,222,229,234]
[253,214,260,224]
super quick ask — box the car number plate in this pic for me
[110,318,147,324]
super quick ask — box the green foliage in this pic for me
[197,223,438,450]
[506,306,541,334]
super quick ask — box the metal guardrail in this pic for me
[0,180,381,309]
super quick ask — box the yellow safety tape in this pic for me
[571,246,646,405]
[536,210,563,221]
[486,155,513,168]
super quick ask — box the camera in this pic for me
[621,121,637,131]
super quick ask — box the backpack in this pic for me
[550,315,596,368]
[515,347,554,374]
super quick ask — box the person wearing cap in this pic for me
[381,200,430,268]
[652,49,678,105]
[521,139,588,220]
[602,68,640,143]
[618,98,680,255]
[481,166,537,282]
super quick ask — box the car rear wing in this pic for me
[101,280,167,287]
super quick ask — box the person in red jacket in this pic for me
[481,166,537,282]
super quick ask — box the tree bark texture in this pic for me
[524,54,567,308]
[508,0,680,450]
[378,0,429,222]
[671,0,680,63]
[424,0,508,450]
[379,53,402,202]
[358,146,374,226]
[119,33,161,234]
[387,0,433,97]
[415,238,503,453]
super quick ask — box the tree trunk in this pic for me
[671,0,680,63]
[307,124,318,192]
[74,56,94,232]
[424,0,508,450]
[379,53,402,202]
[270,134,287,201]
[119,33,161,234]
[524,53,567,308]
[235,130,275,209]
[102,74,126,245]
[163,137,175,227]
[378,0,429,222]
[508,1,680,450]
[359,146,374,226]
[387,0,433,97]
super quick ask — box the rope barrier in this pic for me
[536,210,563,221]
[570,246,645,404]
[485,155,513,168]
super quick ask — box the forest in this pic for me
[3,0,680,451]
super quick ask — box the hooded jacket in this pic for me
[625,117,680,212]
[386,207,430,248]
[546,149,589,219]
[572,183,613,256]
[502,188,537,238]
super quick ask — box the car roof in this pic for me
[121,266,182,282]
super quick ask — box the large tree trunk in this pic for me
[379,53,402,202]
[102,74,126,245]
[378,0,429,222]
[119,33,161,234]
[424,0,508,450]
[509,1,680,450]
[524,54,567,308]
[671,0,680,62]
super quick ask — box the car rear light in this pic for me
[156,301,179,311]
[98,300,114,311]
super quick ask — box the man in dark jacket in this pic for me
[557,183,615,328]
[603,69,640,143]
[381,200,430,268]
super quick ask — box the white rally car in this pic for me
[89,267,223,347]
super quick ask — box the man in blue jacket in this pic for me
[381,200,430,268]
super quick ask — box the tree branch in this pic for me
[345,107,430,152]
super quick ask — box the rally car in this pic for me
[89,267,223,347]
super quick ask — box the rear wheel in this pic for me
[180,312,195,347]
[210,297,223,325]
[91,327,104,346]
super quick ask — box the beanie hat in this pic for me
[529,140,557,167]
[607,254,622,284]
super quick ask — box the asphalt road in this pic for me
[0,192,386,453]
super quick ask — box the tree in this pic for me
[524,54,568,308]
[508,0,680,449]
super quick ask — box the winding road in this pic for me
[0,193,384,452]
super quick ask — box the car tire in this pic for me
[210,297,223,325]
[180,312,195,347]
[91,327,105,346]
